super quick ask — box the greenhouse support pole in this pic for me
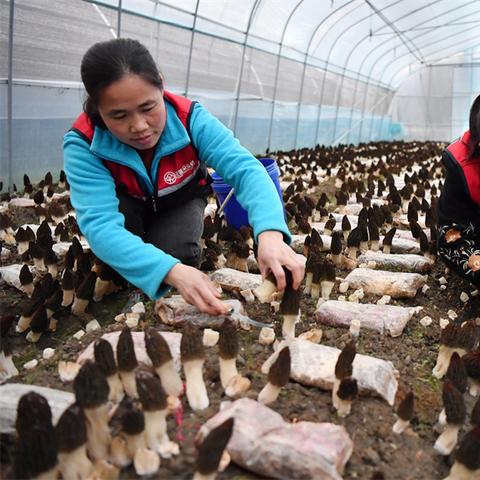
[117,0,122,37]
[267,0,303,153]
[231,0,261,135]
[7,0,15,192]
[184,0,200,98]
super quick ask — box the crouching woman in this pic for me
[64,38,304,315]
[438,94,480,285]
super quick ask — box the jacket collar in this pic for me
[90,100,191,163]
[461,130,470,145]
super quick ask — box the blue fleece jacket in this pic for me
[63,98,290,299]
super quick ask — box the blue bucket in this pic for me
[211,157,283,230]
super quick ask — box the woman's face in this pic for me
[97,73,166,150]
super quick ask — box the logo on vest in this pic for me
[163,159,196,185]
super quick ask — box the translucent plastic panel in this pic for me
[120,12,192,90]
[276,56,303,103]
[197,0,255,36]
[9,0,116,82]
[0,1,10,78]
[239,47,277,101]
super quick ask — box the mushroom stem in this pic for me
[58,444,92,480]
[321,280,335,299]
[119,370,138,398]
[383,245,391,254]
[26,330,43,343]
[444,462,480,480]
[62,289,74,307]
[370,240,380,251]
[144,410,168,454]
[71,297,89,317]
[18,241,29,255]
[438,408,447,426]
[336,397,353,418]
[347,247,358,260]
[310,283,320,300]
[304,272,313,295]
[35,466,60,480]
[0,350,18,379]
[469,379,480,397]
[258,382,281,405]
[282,313,299,339]
[434,424,461,455]
[155,360,183,397]
[392,418,410,434]
[21,283,34,297]
[219,358,238,389]
[93,278,110,302]
[106,373,124,403]
[126,432,147,459]
[16,315,33,333]
[253,277,277,303]
[33,258,45,271]
[332,377,341,409]
[193,471,216,480]
[433,347,466,379]
[184,358,209,411]
[47,264,58,278]
[84,404,111,461]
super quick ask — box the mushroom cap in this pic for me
[337,377,358,401]
[455,426,480,470]
[442,380,466,425]
[196,417,234,475]
[335,340,356,380]
[16,391,52,436]
[219,318,239,360]
[117,326,138,372]
[268,346,291,387]
[55,403,87,453]
[74,360,110,408]
[144,327,173,368]
[15,227,29,243]
[61,269,74,290]
[121,400,145,435]
[19,264,33,286]
[94,338,118,377]
[471,397,480,427]
[75,271,97,300]
[397,391,415,421]
[330,231,343,255]
[347,228,361,248]
[341,215,351,232]
[181,324,205,363]
[462,351,480,380]
[279,270,300,316]
[136,370,167,411]
[446,352,468,394]
[30,306,49,333]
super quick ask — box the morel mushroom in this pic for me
[94,338,124,403]
[444,427,480,480]
[219,319,239,389]
[393,391,415,434]
[258,346,290,405]
[117,326,139,398]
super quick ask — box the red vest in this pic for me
[446,130,480,206]
[70,91,210,211]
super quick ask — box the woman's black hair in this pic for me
[468,93,480,159]
[81,38,163,128]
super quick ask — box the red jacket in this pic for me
[70,91,210,211]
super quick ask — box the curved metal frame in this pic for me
[231,0,262,135]
[183,0,200,97]
[266,0,304,152]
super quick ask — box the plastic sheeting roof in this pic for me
[90,0,480,88]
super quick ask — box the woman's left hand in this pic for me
[256,230,305,291]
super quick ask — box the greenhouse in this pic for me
[1,1,480,479]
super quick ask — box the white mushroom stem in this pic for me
[155,360,183,397]
[16,315,33,333]
[183,358,209,411]
[392,418,410,434]
[58,444,93,480]
[282,313,299,339]
[17,241,29,255]
[71,297,90,317]
[434,424,461,456]
[62,289,74,307]
[93,278,110,302]
[468,379,480,397]
[331,254,342,267]
[253,278,277,303]
[47,264,58,278]
[20,283,34,297]
[219,357,238,389]
[84,404,112,461]
[310,283,320,300]
[432,346,466,379]
[304,272,313,295]
[48,317,58,332]
[360,241,369,252]
[119,370,138,398]
[225,375,251,398]
[324,228,332,236]
[321,280,335,299]
[336,397,353,418]
[382,245,391,254]
[0,350,18,379]
[36,466,60,480]
[0,230,15,245]
[258,382,281,405]
[444,462,480,480]
[438,408,447,426]
[106,373,124,403]
[126,432,147,459]
[26,330,42,343]
[370,240,380,252]
[143,410,168,454]
[347,247,358,260]
[33,258,45,271]
[110,436,131,468]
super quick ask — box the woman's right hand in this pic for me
[164,263,231,316]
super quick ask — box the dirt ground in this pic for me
[1,183,478,480]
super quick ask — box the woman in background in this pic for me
[64,38,304,315]
[438,94,480,284]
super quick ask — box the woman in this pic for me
[438,94,480,284]
[64,38,304,315]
